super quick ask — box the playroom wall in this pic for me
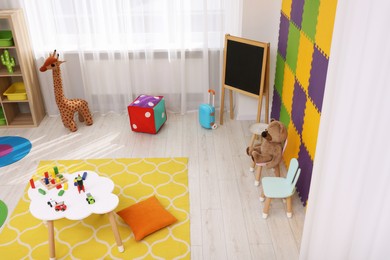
[235,0,282,120]
[270,0,338,205]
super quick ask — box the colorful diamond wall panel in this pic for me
[282,66,295,115]
[271,90,281,120]
[315,0,338,57]
[278,14,290,60]
[296,31,314,92]
[275,53,285,95]
[279,102,291,128]
[285,22,300,73]
[282,0,293,18]
[308,46,329,113]
[297,143,313,206]
[302,99,320,160]
[291,82,306,134]
[283,123,301,165]
[290,0,305,29]
[271,0,338,204]
[301,0,320,41]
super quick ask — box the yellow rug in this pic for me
[0,158,190,259]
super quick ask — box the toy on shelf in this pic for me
[0,49,15,73]
[127,94,167,134]
[39,50,93,132]
[74,174,85,193]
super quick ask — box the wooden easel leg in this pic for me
[48,220,56,260]
[108,211,124,252]
[220,86,226,125]
[229,89,234,119]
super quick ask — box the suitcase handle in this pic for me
[208,89,215,106]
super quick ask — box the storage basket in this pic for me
[0,30,14,47]
[4,82,27,100]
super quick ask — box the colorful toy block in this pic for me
[127,95,167,134]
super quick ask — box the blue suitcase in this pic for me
[199,89,218,129]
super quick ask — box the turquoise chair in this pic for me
[259,158,301,219]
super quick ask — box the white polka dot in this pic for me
[145,112,151,118]
[148,102,154,106]
[140,95,145,97]
[134,100,140,104]
[132,124,137,129]
[154,96,160,99]
[162,112,165,118]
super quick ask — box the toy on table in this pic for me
[0,49,15,73]
[54,201,67,212]
[74,174,85,193]
[39,167,68,190]
[39,50,93,132]
[47,198,56,207]
[29,178,35,189]
[86,193,95,204]
[127,94,167,134]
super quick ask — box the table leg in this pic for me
[47,220,56,260]
[108,211,124,252]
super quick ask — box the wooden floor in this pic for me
[0,112,305,259]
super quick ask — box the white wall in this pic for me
[235,0,282,121]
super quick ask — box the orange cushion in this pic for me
[117,196,177,241]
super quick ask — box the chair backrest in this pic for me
[285,158,300,186]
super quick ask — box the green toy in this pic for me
[0,50,15,73]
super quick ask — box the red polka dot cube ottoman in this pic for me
[127,95,167,134]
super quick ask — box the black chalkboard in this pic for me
[220,35,270,125]
[224,37,267,96]
[225,37,267,95]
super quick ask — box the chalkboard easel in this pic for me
[219,34,270,125]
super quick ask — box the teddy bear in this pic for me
[246,119,287,185]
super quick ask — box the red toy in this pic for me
[127,95,167,134]
[54,201,67,211]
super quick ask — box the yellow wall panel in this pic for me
[282,0,293,19]
[302,100,320,160]
[282,65,295,115]
[315,0,338,57]
[296,32,314,93]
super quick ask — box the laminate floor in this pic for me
[0,112,305,259]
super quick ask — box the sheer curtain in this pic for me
[300,0,390,259]
[0,0,242,115]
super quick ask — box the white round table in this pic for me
[28,170,124,259]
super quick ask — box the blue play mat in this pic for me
[0,136,31,167]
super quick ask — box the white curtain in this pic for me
[300,0,390,259]
[0,0,242,115]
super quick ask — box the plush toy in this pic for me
[246,119,287,184]
[40,50,93,132]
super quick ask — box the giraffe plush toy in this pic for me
[40,50,93,132]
